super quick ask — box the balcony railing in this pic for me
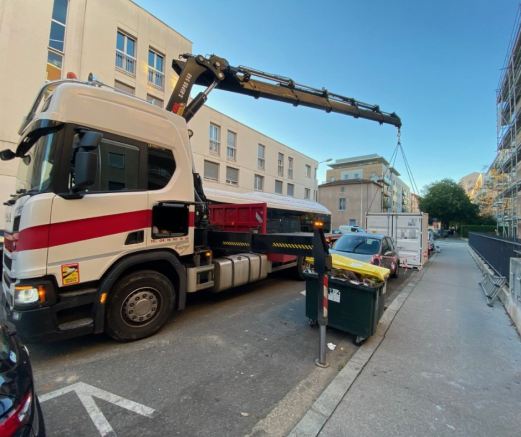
[148,67,164,89]
[116,51,136,75]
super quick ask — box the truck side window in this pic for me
[148,144,175,190]
[71,135,140,192]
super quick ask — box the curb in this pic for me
[287,261,429,437]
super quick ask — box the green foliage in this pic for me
[459,225,497,238]
[419,178,479,228]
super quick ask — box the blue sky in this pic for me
[135,0,518,194]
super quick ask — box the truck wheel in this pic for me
[294,256,310,281]
[105,270,176,342]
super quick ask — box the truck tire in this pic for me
[105,270,176,342]
[295,256,310,281]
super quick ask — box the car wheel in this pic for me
[390,260,399,278]
[105,270,176,342]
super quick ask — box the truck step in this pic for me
[59,318,93,331]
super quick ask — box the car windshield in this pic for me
[333,234,381,255]
[16,131,59,194]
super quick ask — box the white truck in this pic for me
[0,53,401,342]
[365,212,429,269]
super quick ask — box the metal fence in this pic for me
[469,232,521,281]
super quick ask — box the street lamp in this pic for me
[316,159,332,201]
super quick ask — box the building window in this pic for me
[275,180,283,194]
[209,124,220,155]
[349,219,357,226]
[227,131,237,160]
[305,188,310,200]
[148,49,164,89]
[116,31,136,75]
[339,198,346,210]
[354,173,359,179]
[278,153,284,177]
[226,166,239,185]
[288,157,293,179]
[146,94,164,108]
[114,80,135,95]
[287,183,294,197]
[305,165,311,178]
[340,187,345,192]
[254,174,264,191]
[204,160,219,181]
[258,144,265,169]
[47,0,68,81]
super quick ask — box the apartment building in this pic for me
[189,106,319,200]
[0,0,318,225]
[318,154,414,229]
[459,172,481,197]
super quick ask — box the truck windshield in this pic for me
[16,132,59,194]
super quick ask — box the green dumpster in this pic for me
[305,273,386,344]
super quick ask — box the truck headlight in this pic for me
[14,285,46,305]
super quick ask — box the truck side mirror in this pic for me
[71,131,102,193]
[0,149,16,161]
[73,151,98,192]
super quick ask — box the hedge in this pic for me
[460,225,499,238]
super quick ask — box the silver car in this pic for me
[330,232,400,278]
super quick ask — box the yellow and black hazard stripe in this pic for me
[222,241,250,247]
[271,243,313,250]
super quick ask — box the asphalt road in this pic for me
[29,267,414,437]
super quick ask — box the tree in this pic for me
[419,179,479,228]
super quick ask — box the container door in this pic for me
[394,214,422,268]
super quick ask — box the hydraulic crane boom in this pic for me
[166,54,401,127]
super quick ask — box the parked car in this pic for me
[338,225,365,234]
[0,322,45,436]
[330,232,400,278]
[428,229,435,253]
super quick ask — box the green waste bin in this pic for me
[305,273,386,343]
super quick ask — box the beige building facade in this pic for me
[322,154,413,213]
[0,0,318,226]
[319,180,383,230]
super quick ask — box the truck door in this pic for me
[47,126,149,287]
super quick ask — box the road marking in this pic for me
[301,290,306,296]
[40,382,158,436]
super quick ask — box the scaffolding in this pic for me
[492,5,521,238]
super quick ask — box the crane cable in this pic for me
[367,128,419,211]
[367,129,400,211]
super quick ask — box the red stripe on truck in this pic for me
[15,210,150,252]
[12,211,195,252]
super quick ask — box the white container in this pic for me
[365,213,429,268]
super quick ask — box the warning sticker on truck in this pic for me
[62,263,80,286]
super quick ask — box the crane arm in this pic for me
[166,54,401,127]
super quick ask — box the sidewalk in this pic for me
[290,238,521,436]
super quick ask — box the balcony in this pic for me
[377,176,391,185]
[116,51,136,76]
[148,67,164,89]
